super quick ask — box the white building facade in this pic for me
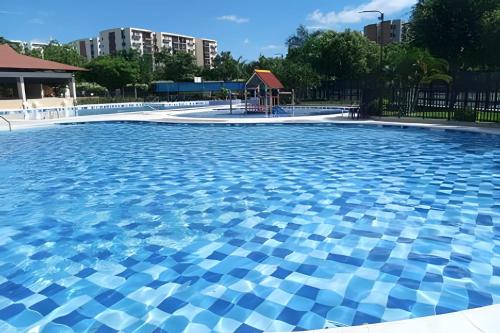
[72,27,218,68]
[9,40,49,55]
[195,38,218,68]
[71,38,101,60]
[98,27,154,56]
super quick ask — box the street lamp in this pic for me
[359,10,385,68]
[359,10,385,119]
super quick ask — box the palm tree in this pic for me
[390,47,452,115]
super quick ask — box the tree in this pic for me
[480,9,500,69]
[410,0,500,72]
[0,36,23,53]
[202,51,245,81]
[384,45,452,114]
[297,30,379,80]
[118,49,153,84]
[41,40,86,67]
[245,56,320,97]
[154,49,200,81]
[83,56,140,92]
[286,25,311,52]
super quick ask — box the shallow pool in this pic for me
[0,123,499,332]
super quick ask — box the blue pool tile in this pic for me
[54,310,89,326]
[296,285,320,300]
[476,214,493,226]
[40,284,65,297]
[202,271,223,283]
[277,307,306,326]
[157,297,188,314]
[327,254,363,267]
[443,265,470,279]
[229,268,250,278]
[387,296,415,312]
[209,299,234,316]
[30,298,59,316]
[311,303,332,317]
[296,264,318,275]
[271,267,292,279]
[368,247,392,262]
[398,278,421,290]
[0,282,33,301]
[467,289,493,307]
[207,251,228,261]
[237,294,265,310]
[381,263,404,277]
[30,251,52,260]
[247,252,268,263]
[272,248,293,258]
[76,268,97,278]
[352,311,380,325]
[234,323,263,333]
[0,303,25,320]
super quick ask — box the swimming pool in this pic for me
[0,123,499,332]
[180,106,347,118]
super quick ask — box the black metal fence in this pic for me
[303,71,500,122]
[380,85,500,122]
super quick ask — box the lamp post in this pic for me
[359,10,385,69]
[359,10,385,119]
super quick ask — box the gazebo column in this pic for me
[264,85,268,117]
[269,88,273,116]
[16,76,26,102]
[244,88,248,114]
[70,75,77,102]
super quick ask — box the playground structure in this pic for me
[244,70,294,117]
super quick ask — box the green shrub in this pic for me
[367,99,385,116]
[453,107,476,122]
[76,82,108,97]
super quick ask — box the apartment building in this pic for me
[99,27,154,56]
[71,38,101,60]
[73,27,218,68]
[9,40,49,54]
[195,38,218,68]
[154,32,196,55]
[363,19,404,45]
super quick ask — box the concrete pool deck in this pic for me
[1,107,499,333]
[2,106,500,136]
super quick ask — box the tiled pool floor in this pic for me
[0,123,499,332]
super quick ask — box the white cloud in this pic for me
[0,10,21,15]
[28,17,44,25]
[217,15,249,24]
[244,38,250,44]
[307,0,417,27]
[261,44,280,50]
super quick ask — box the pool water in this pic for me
[0,123,499,332]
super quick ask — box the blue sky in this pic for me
[0,0,416,61]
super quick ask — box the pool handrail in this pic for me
[0,115,12,132]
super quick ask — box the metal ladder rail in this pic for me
[144,104,157,111]
[0,115,12,132]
